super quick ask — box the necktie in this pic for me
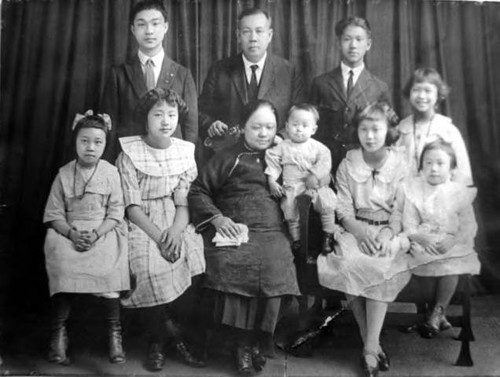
[145,59,155,91]
[248,64,259,101]
[346,70,354,98]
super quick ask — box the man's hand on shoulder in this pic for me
[208,120,229,138]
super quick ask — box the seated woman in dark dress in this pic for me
[188,100,300,375]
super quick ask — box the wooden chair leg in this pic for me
[455,275,474,367]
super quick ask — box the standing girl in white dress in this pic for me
[43,111,129,365]
[400,140,480,338]
[317,102,411,377]
[116,88,205,371]
[396,67,472,186]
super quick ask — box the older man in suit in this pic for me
[198,7,304,160]
[101,0,198,161]
[310,17,391,172]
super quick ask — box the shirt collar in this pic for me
[138,48,165,67]
[341,61,364,78]
[242,52,267,71]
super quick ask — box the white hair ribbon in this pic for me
[71,110,112,131]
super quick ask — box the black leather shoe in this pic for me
[361,354,379,377]
[251,345,266,371]
[146,342,165,372]
[48,325,69,364]
[291,241,301,258]
[175,341,206,368]
[108,321,126,364]
[321,233,334,255]
[235,346,253,376]
[378,348,390,371]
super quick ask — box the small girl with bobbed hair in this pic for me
[399,139,480,337]
[317,101,412,376]
[396,67,473,186]
[43,111,129,365]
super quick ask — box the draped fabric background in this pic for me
[1,0,500,310]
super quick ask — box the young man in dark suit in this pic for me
[198,7,304,161]
[310,17,391,171]
[101,0,198,160]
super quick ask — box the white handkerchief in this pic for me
[212,224,249,246]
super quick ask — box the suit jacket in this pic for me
[309,66,390,171]
[199,53,305,141]
[101,55,198,161]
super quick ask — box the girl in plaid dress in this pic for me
[116,89,205,371]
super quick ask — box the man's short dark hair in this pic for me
[335,16,371,38]
[130,0,168,25]
[237,7,272,29]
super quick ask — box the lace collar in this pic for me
[404,176,477,209]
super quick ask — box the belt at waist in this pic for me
[355,216,389,226]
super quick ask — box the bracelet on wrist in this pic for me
[92,229,100,240]
[66,227,73,239]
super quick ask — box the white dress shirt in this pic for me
[242,52,267,85]
[138,49,165,87]
[341,61,365,91]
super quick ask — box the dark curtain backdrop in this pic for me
[1,0,500,309]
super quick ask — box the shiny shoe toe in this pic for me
[146,343,165,372]
[251,345,266,371]
[378,348,390,371]
[236,346,253,376]
[420,323,439,339]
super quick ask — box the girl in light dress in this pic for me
[43,111,129,365]
[396,67,472,186]
[317,102,411,377]
[396,67,476,337]
[399,140,480,338]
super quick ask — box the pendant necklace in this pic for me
[413,114,435,167]
[73,160,99,199]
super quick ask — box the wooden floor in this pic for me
[1,294,500,377]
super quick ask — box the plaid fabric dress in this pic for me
[117,136,205,308]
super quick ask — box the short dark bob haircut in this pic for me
[239,99,279,130]
[352,101,400,146]
[403,67,450,102]
[335,16,371,38]
[133,88,188,131]
[129,0,168,25]
[287,103,320,123]
[418,138,457,171]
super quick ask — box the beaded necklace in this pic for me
[413,114,435,167]
[73,160,99,199]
